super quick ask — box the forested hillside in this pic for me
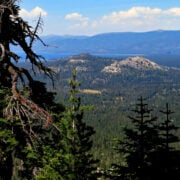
[1,1,180,179]
[37,53,180,169]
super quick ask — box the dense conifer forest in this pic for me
[0,1,180,179]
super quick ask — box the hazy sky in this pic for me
[19,0,180,36]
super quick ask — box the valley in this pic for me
[32,53,180,167]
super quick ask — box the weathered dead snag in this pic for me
[0,0,55,137]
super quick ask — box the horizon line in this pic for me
[41,29,180,37]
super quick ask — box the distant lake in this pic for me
[93,53,145,58]
[17,52,145,61]
[18,53,73,61]
[17,52,180,68]
[40,53,145,60]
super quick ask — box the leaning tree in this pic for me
[0,0,55,179]
[0,0,54,137]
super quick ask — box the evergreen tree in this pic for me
[0,2,98,179]
[110,97,159,180]
[150,103,180,180]
[67,70,99,180]
[0,1,56,179]
[36,70,99,180]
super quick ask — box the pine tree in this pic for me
[67,70,99,180]
[36,70,99,180]
[110,97,159,180]
[0,1,56,179]
[150,103,180,180]
[159,103,178,152]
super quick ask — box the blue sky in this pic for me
[19,0,180,36]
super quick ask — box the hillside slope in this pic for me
[32,54,180,168]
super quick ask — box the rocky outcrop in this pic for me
[102,56,164,73]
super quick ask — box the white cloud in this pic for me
[87,6,180,33]
[92,21,98,28]
[20,6,47,18]
[65,13,89,21]
[101,7,163,24]
[54,7,180,35]
[65,12,89,31]
[101,7,180,26]
[164,8,180,16]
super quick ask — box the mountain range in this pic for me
[46,53,180,85]
[29,30,180,56]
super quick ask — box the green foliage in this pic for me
[35,145,71,180]
[111,97,159,179]
[45,53,180,169]
[36,70,99,180]
[66,70,99,179]
[0,0,56,178]
[149,103,180,179]
[0,89,18,179]
[1,1,98,179]
[109,98,180,180]
[0,118,18,158]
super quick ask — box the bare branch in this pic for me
[1,1,54,136]
[0,43,5,61]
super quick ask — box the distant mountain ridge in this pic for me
[32,30,180,55]
[44,53,180,100]
[47,53,179,75]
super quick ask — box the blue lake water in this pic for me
[17,52,180,67]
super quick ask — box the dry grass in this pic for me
[80,89,101,94]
